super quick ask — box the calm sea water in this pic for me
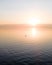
[0,27,52,65]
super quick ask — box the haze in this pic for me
[0,0,52,24]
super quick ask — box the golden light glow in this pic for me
[31,28,37,37]
[27,28,38,38]
[28,18,40,26]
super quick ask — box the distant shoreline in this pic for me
[0,24,52,29]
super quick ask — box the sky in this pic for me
[0,0,52,24]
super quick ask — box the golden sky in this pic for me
[0,0,52,24]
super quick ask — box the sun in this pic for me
[28,18,40,26]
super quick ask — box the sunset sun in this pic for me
[28,18,40,26]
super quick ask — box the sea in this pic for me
[0,25,52,65]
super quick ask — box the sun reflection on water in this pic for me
[0,27,51,43]
[26,28,38,39]
[31,28,37,37]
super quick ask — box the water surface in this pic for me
[0,27,52,65]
